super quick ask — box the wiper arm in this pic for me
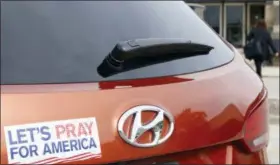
[97,38,214,78]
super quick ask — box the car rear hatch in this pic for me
[1,54,265,164]
[1,1,266,164]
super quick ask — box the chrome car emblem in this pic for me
[117,105,175,148]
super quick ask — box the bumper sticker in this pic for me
[4,117,101,164]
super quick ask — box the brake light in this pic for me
[241,87,269,152]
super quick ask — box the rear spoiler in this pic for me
[187,3,205,9]
[186,3,205,20]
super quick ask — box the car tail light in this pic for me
[241,87,269,152]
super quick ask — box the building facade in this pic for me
[187,0,279,50]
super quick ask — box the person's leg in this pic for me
[254,59,263,78]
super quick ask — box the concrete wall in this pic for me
[272,0,279,38]
[265,0,279,51]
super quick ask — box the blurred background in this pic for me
[188,0,279,164]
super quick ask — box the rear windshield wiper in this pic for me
[97,38,214,78]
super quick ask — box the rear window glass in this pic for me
[1,1,234,85]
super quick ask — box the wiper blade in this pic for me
[97,38,214,78]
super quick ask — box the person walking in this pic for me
[246,19,278,78]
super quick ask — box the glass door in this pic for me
[224,4,245,47]
[202,4,222,35]
[247,4,265,32]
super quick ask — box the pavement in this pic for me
[268,124,279,164]
[263,77,280,117]
[262,74,279,164]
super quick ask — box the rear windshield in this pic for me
[1,1,234,85]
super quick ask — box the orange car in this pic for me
[1,1,269,164]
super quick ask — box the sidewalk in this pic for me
[262,67,279,77]
[237,48,279,77]
[246,61,279,77]
[268,124,279,164]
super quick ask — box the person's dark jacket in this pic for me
[247,27,277,61]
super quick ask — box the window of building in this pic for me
[248,4,265,30]
[225,4,245,47]
[203,5,221,35]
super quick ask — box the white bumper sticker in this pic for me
[4,117,101,164]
